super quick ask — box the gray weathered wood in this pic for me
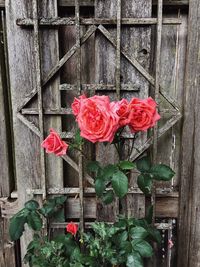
[6,0,41,261]
[58,0,189,6]
[95,0,120,222]
[0,26,11,197]
[178,0,200,266]
[33,0,47,199]
[0,0,190,7]
[17,17,182,27]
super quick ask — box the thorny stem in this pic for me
[68,141,89,159]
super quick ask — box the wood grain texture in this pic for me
[0,27,11,197]
[0,0,190,7]
[6,1,40,263]
[38,0,63,191]
[95,0,120,222]
[120,0,152,219]
[178,0,200,266]
[58,0,189,7]
[6,0,63,262]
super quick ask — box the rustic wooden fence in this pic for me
[0,0,199,266]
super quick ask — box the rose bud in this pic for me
[66,222,78,236]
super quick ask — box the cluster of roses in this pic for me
[72,94,160,143]
[41,94,160,156]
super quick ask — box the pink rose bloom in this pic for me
[111,98,130,127]
[41,128,68,156]
[71,94,87,116]
[127,97,161,132]
[76,95,119,143]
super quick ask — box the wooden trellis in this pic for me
[4,0,189,266]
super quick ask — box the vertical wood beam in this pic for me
[33,0,46,199]
[115,0,121,100]
[152,0,163,223]
[75,0,84,232]
[178,1,200,266]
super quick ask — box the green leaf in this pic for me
[119,161,136,170]
[102,190,115,204]
[39,201,55,217]
[133,240,153,258]
[101,164,118,181]
[27,211,43,231]
[130,226,148,240]
[25,200,39,211]
[111,171,128,198]
[115,231,128,246]
[53,209,65,222]
[146,227,161,244]
[150,164,175,181]
[9,212,27,241]
[137,174,152,195]
[145,205,153,224]
[87,161,100,173]
[126,252,143,267]
[95,179,106,197]
[54,196,67,205]
[136,157,151,172]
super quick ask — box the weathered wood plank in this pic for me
[5,194,179,218]
[0,17,12,197]
[95,0,120,222]
[17,17,182,27]
[120,0,152,219]
[6,0,41,262]
[155,7,188,190]
[0,11,16,266]
[58,0,189,6]
[178,0,200,266]
[0,0,190,7]
[38,0,63,192]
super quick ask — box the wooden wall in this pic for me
[1,0,200,267]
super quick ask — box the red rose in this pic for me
[75,95,119,143]
[111,98,130,127]
[71,94,87,116]
[66,222,78,235]
[127,97,161,132]
[41,128,68,156]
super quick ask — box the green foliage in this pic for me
[24,234,84,267]
[82,217,161,267]
[87,160,134,203]
[39,196,67,220]
[135,156,175,195]
[137,174,152,196]
[88,156,175,200]
[9,209,28,241]
[111,171,128,198]
[118,161,136,170]
[101,190,115,204]
[150,164,175,181]
[9,196,67,241]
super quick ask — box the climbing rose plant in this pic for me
[9,94,175,267]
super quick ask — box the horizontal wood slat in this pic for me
[4,193,179,218]
[58,0,189,6]
[0,0,189,7]
[17,17,182,26]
